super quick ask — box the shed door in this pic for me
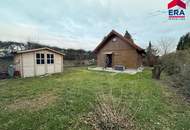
[35,53,46,76]
[47,54,55,74]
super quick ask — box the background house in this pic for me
[0,49,5,57]
[94,30,145,69]
[14,47,64,77]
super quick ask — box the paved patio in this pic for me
[88,67,144,75]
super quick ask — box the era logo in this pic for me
[168,0,186,20]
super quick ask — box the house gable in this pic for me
[99,35,136,52]
[94,30,144,54]
[95,30,145,68]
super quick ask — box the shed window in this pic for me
[47,54,54,64]
[36,53,45,64]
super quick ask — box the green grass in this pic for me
[0,67,190,130]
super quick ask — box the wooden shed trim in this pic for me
[16,47,65,56]
[94,30,145,54]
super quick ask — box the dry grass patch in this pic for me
[82,93,135,130]
[6,92,57,111]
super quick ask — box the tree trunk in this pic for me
[152,65,162,80]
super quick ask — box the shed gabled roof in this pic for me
[16,47,65,56]
[93,30,144,54]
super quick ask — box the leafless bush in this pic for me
[168,64,190,97]
[162,49,190,97]
[82,93,135,130]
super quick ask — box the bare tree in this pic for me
[158,38,175,55]
[152,38,175,80]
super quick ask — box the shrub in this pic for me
[83,93,134,130]
[161,49,190,97]
[169,65,190,97]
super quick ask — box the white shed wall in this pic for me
[54,53,63,73]
[22,52,35,77]
[14,49,64,77]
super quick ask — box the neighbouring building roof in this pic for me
[94,30,145,54]
[16,47,65,56]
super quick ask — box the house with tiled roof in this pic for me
[94,30,145,69]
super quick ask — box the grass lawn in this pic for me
[0,67,190,130]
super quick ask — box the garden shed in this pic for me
[14,47,64,77]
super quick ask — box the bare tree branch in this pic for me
[158,37,175,55]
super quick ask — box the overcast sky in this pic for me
[0,0,189,50]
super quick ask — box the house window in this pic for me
[36,53,45,64]
[47,54,54,64]
[112,38,117,42]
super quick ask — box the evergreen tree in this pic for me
[146,41,158,56]
[124,30,133,42]
[145,41,159,67]
[177,32,190,50]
